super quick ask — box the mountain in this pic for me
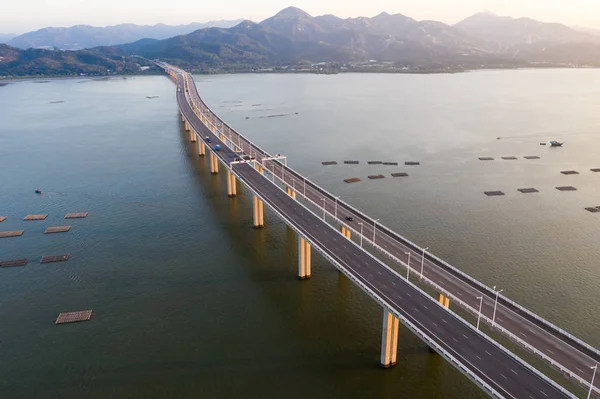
[0,33,17,43]
[455,13,600,48]
[0,44,156,77]
[573,26,600,36]
[7,20,244,50]
[120,7,502,71]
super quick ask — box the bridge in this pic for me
[157,61,598,398]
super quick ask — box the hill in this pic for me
[0,33,17,43]
[0,44,157,77]
[7,20,244,50]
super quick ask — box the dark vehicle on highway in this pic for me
[346,216,353,221]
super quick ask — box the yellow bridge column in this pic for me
[184,121,191,132]
[190,130,196,142]
[253,195,264,228]
[227,171,237,197]
[210,152,219,174]
[298,236,311,279]
[438,293,450,309]
[286,187,296,199]
[197,141,205,156]
[341,226,351,239]
[381,309,400,368]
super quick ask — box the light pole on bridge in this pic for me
[587,364,598,399]
[358,222,364,247]
[334,196,340,219]
[492,286,503,328]
[321,198,326,220]
[420,246,429,279]
[405,251,411,281]
[476,296,483,330]
[372,218,380,247]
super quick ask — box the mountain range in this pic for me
[118,7,600,71]
[5,20,243,50]
[3,7,600,78]
[0,33,17,43]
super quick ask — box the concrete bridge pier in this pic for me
[210,153,219,174]
[298,236,311,279]
[253,195,264,228]
[180,113,185,122]
[286,187,296,199]
[438,293,450,309]
[341,226,351,239]
[381,309,400,368]
[184,121,191,132]
[227,171,237,197]
[196,141,205,156]
[190,130,197,142]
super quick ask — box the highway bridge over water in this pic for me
[157,61,599,398]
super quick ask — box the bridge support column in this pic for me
[381,309,400,368]
[286,187,296,199]
[298,236,311,279]
[253,195,264,228]
[438,293,450,309]
[197,141,205,156]
[185,121,191,132]
[341,226,351,239]
[180,113,185,122]
[227,171,237,197]
[210,153,219,174]
[190,130,196,142]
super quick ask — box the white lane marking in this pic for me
[406,293,412,297]
[461,334,468,339]
[413,307,419,313]
[432,322,438,327]
[475,355,482,360]
[500,373,507,380]
[423,305,429,310]
[546,348,554,355]
[377,271,382,276]
[496,317,504,322]
[576,367,584,373]
[540,390,548,397]
[511,369,518,375]
[441,319,447,324]
[485,350,492,356]
[456,291,463,296]
[520,332,527,338]
[391,281,396,286]
[453,337,458,343]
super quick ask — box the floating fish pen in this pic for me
[540,143,547,145]
[368,174,385,180]
[0,258,28,268]
[45,226,72,234]
[0,216,6,223]
[383,162,399,166]
[405,161,420,165]
[518,188,539,194]
[585,207,600,213]
[484,191,505,196]
[0,230,24,238]
[524,156,540,160]
[321,161,337,166]
[24,214,47,221]
[65,212,88,219]
[591,168,600,173]
[391,172,409,177]
[478,157,494,161]
[40,254,71,263]
[55,310,93,325]
[556,186,577,191]
[561,171,579,175]
[344,177,361,183]
[343,161,359,164]
[367,161,383,165]
[502,156,518,160]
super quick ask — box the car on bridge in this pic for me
[205,136,211,143]
[346,216,354,221]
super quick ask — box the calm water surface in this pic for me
[0,70,599,398]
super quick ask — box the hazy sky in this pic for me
[3,0,600,34]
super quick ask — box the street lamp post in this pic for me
[492,286,504,328]
[420,247,429,279]
[303,177,306,198]
[372,219,380,246]
[334,196,340,219]
[476,296,483,330]
[321,198,326,220]
[405,252,411,280]
[587,365,598,399]
[358,222,364,247]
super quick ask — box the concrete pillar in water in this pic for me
[253,195,264,228]
[210,153,219,174]
[341,226,352,239]
[298,236,311,279]
[190,130,196,142]
[381,309,400,368]
[197,141,205,156]
[438,293,450,309]
[227,170,237,197]
[286,187,296,199]
[184,121,191,132]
